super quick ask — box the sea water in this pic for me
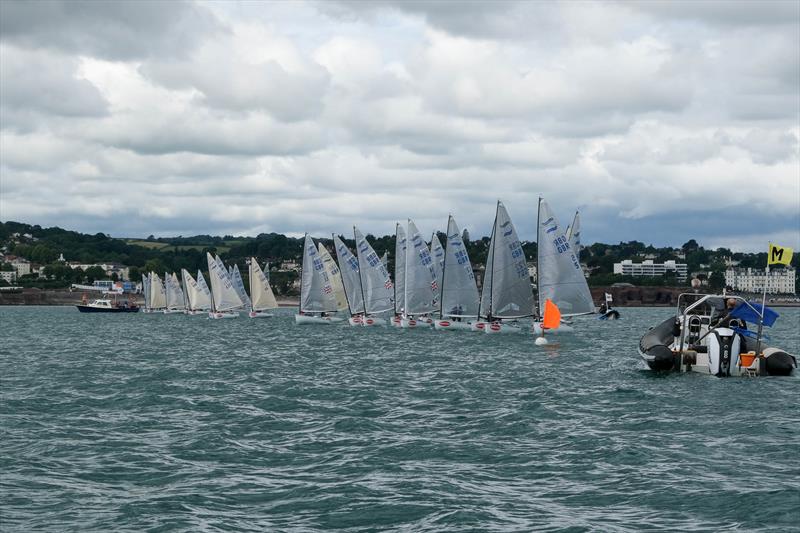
[1,306,798,532]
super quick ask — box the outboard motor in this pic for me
[707,327,741,376]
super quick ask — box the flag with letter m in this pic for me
[768,243,793,266]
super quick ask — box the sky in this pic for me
[0,0,798,251]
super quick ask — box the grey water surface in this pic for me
[1,306,798,532]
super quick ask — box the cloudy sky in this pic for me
[1,0,798,250]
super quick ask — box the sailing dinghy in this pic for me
[207,252,244,318]
[295,235,343,324]
[354,226,394,326]
[141,273,152,313]
[164,272,185,314]
[182,268,211,315]
[532,199,595,334]
[435,216,480,331]
[333,234,367,326]
[148,272,167,313]
[248,258,278,318]
[392,223,407,327]
[472,201,534,334]
[401,220,437,328]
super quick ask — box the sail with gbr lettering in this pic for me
[537,198,594,316]
[440,216,479,318]
[333,234,365,315]
[404,220,437,315]
[354,226,394,315]
[480,201,534,319]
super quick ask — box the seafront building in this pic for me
[725,267,796,294]
[613,259,688,282]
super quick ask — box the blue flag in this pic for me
[732,327,769,340]
[730,301,779,327]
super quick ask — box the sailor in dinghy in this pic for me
[353,226,394,326]
[206,252,244,318]
[332,234,368,326]
[295,235,344,324]
[401,220,438,328]
[435,215,480,331]
[473,201,535,334]
[532,199,595,334]
[248,258,279,318]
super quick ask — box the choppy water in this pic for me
[1,306,798,532]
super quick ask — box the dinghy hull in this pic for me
[209,311,239,319]
[248,311,274,318]
[295,315,343,325]
[434,319,471,331]
[485,322,521,334]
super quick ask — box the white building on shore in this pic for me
[725,267,796,294]
[613,259,688,281]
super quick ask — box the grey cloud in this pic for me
[625,0,800,27]
[141,59,330,122]
[0,45,108,122]
[88,111,326,157]
[0,0,222,60]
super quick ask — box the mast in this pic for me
[404,219,411,318]
[536,196,542,319]
[439,216,450,317]
[355,227,368,316]
[394,223,399,315]
[488,201,499,321]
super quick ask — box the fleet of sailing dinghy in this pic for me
[532,199,595,334]
[296,235,343,324]
[206,252,244,319]
[473,201,535,334]
[354,226,394,326]
[248,258,278,318]
[435,216,480,331]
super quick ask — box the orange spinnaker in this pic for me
[542,299,561,330]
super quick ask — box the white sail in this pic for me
[165,272,185,310]
[538,199,595,316]
[300,235,338,313]
[181,268,197,309]
[195,270,212,310]
[478,226,495,319]
[149,272,167,309]
[381,252,388,268]
[441,216,480,318]
[182,268,211,311]
[142,273,151,310]
[207,252,244,312]
[249,257,278,311]
[430,233,445,308]
[333,234,365,315]
[404,220,437,315]
[230,264,251,308]
[565,210,582,254]
[354,226,394,314]
[318,244,348,312]
[483,201,534,319]
[394,223,407,315]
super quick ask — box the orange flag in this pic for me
[542,299,561,330]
